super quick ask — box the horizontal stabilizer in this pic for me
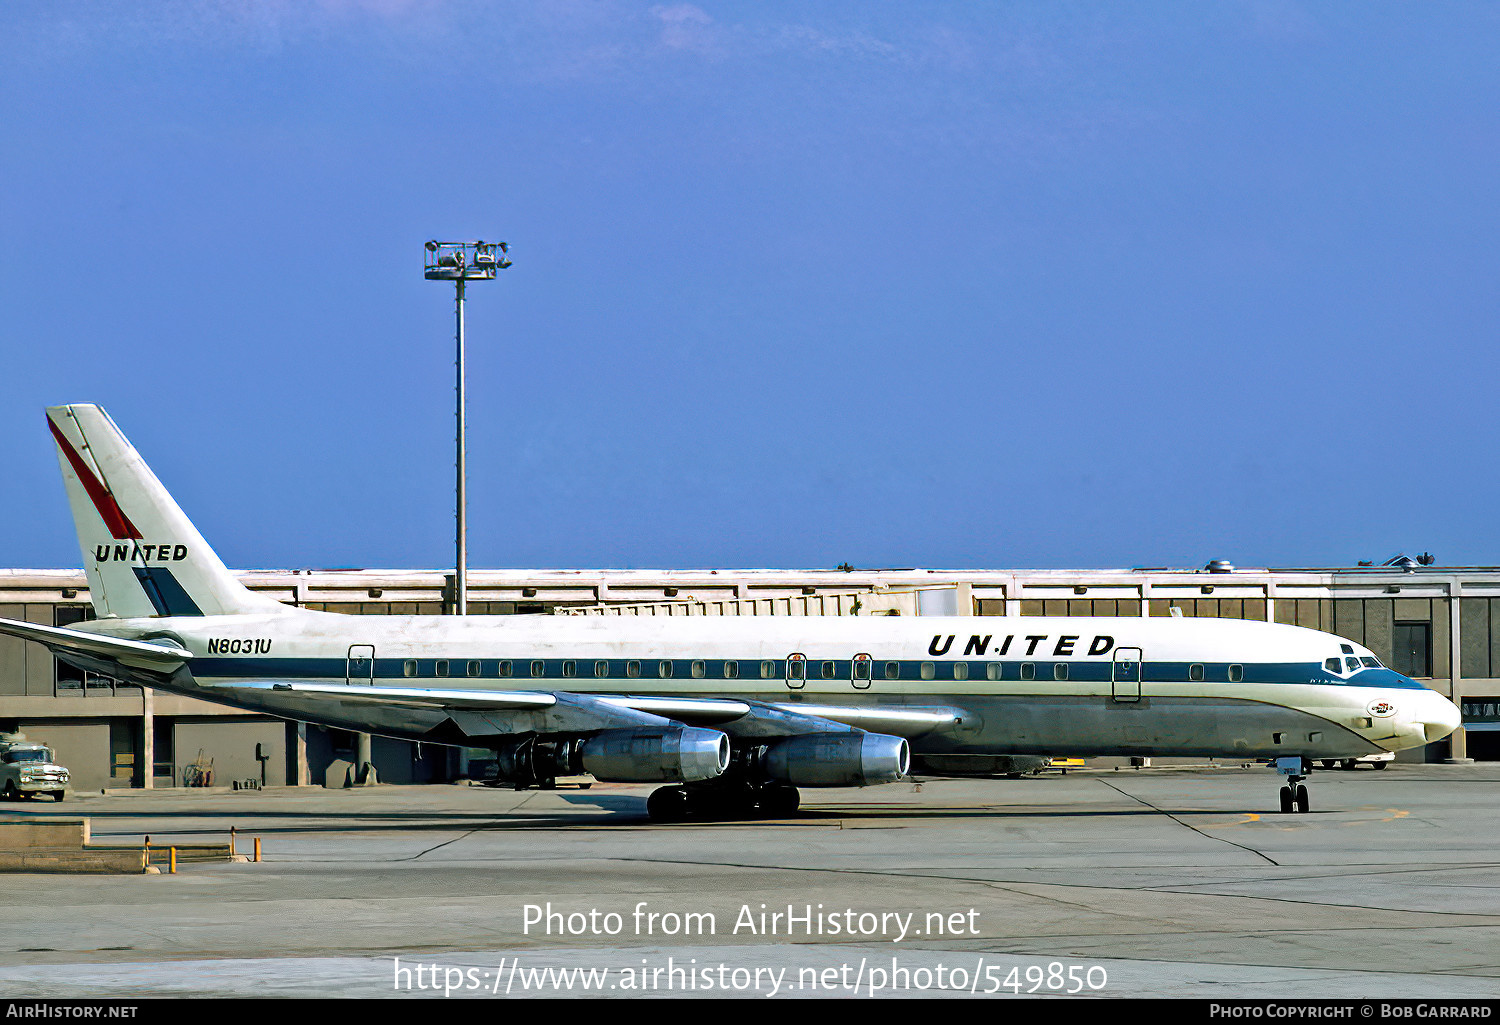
[0,617,191,666]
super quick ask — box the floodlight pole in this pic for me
[425,240,510,617]
[455,276,467,617]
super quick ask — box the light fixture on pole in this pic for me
[424,239,511,616]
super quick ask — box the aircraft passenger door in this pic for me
[346,644,375,686]
[786,653,806,690]
[1111,647,1142,702]
[852,653,872,690]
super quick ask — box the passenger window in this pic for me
[724,660,739,679]
[821,660,836,680]
[658,661,673,679]
[1189,664,1204,682]
[1229,664,1243,682]
[1324,658,1341,674]
[1020,663,1035,680]
[435,660,449,678]
[403,660,416,678]
[498,660,512,678]
[1053,663,1068,681]
[562,660,577,678]
[530,660,544,678]
[987,662,1001,681]
[467,660,481,678]
[954,662,969,681]
[692,660,706,679]
[595,660,609,678]
[920,662,935,680]
[853,660,870,681]
[760,661,775,679]
[627,660,641,678]
[789,660,805,681]
[885,662,899,680]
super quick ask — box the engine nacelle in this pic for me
[581,727,730,783]
[764,732,909,787]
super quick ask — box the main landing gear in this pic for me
[646,781,801,823]
[1272,757,1311,813]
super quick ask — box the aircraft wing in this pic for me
[0,616,190,667]
[202,681,965,739]
[209,681,560,711]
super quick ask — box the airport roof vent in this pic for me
[1382,553,1436,569]
[1204,559,1235,573]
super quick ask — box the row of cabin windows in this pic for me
[403,658,752,680]
[396,658,1241,682]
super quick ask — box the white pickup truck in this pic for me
[0,734,70,801]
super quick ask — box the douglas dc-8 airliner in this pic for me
[0,405,1461,819]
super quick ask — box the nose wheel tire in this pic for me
[1279,783,1311,814]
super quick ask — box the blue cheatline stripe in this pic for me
[189,657,1430,690]
[132,567,204,617]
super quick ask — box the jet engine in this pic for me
[580,727,731,783]
[763,732,909,787]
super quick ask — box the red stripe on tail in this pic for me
[48,415,142,540]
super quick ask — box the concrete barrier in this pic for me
[0,817,89,849]
[0,847,145,873]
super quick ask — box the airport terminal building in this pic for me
[2,562,1496,790]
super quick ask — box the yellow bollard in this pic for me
[143,836,151,867]
[168,847,177,874]
[253,837,261,863]
[229,825,237,856]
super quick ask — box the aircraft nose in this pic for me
[1414,687,1462,744]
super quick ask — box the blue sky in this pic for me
[3,2,1498,572]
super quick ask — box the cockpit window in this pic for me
[1340,644,1354,655]
[1345,657,1361,673]
[1324,657,1342,674]
[1360,656,1381,668]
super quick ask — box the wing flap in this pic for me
[204,681,558,711]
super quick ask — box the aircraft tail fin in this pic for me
[47,404,284,619]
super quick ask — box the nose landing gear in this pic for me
[1273,757,1311,813]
